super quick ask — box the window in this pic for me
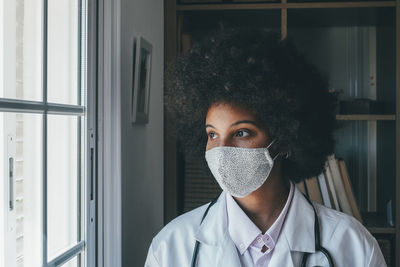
[0,1,93,267]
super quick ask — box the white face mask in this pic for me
[205,140,276,198]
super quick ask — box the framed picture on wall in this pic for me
[131,36,152,124]
[130,37,137,123]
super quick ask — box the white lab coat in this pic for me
[145,186,386,266]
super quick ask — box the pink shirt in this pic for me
[226,182,294,267]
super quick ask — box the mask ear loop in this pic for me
[267,139,291,160]
[266,139,276,149]
[266,139,280,161]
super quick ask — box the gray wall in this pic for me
[120,0,164,266]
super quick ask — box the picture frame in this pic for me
[131,36,152,124]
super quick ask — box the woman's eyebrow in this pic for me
[205,124,215,129]
[205,120,258,129]
[230,120,258,127]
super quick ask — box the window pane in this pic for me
[59,254,80,267]
[47,0,79,105]
[47,115,79,261]
[0,112,43,267]
[0,0,43,101]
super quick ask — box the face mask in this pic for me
[205,140,276,198]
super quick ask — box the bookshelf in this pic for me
[336,114,396,120]
[164,0,400,266]
[175,2,396,11]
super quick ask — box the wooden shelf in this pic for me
[363,212,396,234]
[336,114,396,121]
[177,3,282,10]
[176,1,395,11]
[287,1,395,8]
[368,227,396,234]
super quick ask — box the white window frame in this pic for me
[1,0,123,265]
[95,0,122,266]
[0,0,98,266]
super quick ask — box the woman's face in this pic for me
[205,102,270,151]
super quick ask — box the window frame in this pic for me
[95,0,122,265]
[0,0,96,266]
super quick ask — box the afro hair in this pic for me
[165,26,337,183]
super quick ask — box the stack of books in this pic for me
[297,155,362,222]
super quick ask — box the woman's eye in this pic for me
[208,132,217,139]
[236,130,250,137]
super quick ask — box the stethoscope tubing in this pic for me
[302,195,334,267]
[191,193,334,267]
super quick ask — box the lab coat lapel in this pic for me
[269,186,316,266]
[216,232,242,267]
[193,187,316,267]
[194,192,241,267]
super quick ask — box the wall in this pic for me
[120,0,164,266]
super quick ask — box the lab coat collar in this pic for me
[281,185,316,253]
[194,192,241,267]
[193,185,316,266]
[194,191,228,246]
[268,185,316,267]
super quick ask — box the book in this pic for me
[305,176,323,205]
[387,200,394,227]
[338,159,362,222]
[327,155,353,216]
[324,161,339,211]
[318,172,332,208]
[181,33,192,52]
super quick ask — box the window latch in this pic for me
[9,157,14,211]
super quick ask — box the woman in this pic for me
[145,27,386,266]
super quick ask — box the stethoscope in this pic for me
[190,193,334,267]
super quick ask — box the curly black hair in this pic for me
[165,27,337,183]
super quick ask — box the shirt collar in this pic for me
[266,181,294,246]
[226,192,261,254]
[226,181,294,255]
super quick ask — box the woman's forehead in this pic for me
[205,102,259,125]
